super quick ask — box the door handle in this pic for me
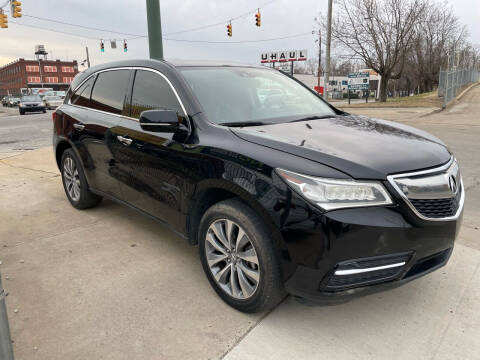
[117,135,133,146]
[73,123,85,131]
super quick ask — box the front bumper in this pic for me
[281,204,462,304]
[20,106,46,112]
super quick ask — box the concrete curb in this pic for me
[442,82,480,110]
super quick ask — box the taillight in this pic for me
[52,111,56,122]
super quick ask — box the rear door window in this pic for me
[70,76,95,107]
[129,70,183,119]
[90,70,130,115]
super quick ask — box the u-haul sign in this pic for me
[261,49,307,64]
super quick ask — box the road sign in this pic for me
[348,72,370,90]
[260,49,307,64]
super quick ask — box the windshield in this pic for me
[180,67,335,125]
[22,96,42,102]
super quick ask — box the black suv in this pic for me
[53,60,463,313]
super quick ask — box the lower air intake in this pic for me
[325,253,411,291]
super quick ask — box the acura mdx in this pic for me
[53,60,464,313]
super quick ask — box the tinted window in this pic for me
[22,96,42,102]
[181,67,335,125]
[129,70,183,119]
[71,76,95,107]
[91,70,130,115]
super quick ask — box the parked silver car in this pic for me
[44,96,63,110]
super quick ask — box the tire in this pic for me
[198,198,286,313]
[19,110,25,115]
[60,148,102,209]
[42,109,47,113]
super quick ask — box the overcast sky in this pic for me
[0,0,478,69]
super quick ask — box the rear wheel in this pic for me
[60,148,102,209]
[198,199,285,313]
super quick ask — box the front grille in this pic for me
[325,253,411,291]
[410,188,462,218]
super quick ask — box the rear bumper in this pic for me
[281,205,462,304]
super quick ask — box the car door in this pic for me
[66,69,131,198]
[112,68,190,230]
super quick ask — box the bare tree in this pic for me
[326,0,426,101]
[411,1,466,92]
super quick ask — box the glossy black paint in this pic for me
[53,59,462,303]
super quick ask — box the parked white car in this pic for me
[44,96,63,110]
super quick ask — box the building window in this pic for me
[63,77,74,84]
[45,77,59,83]
[26,65,39,72]
[28,76,41,83]
[44,66,57,72]
[62,66,74,73]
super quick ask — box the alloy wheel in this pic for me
[205,219,260,299]
[63,156,81,202]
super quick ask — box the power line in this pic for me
[7,0,278,39]
[165,32,311,44]
[9,20,312,44]
[21,14,145,37]
[164,0,277,36]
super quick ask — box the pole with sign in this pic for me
[348,72,370,104]
[260,50,307,75]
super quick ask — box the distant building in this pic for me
[0,58,79,96]
[294,70,382,99]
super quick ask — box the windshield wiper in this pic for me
[289,115,336,123]
[218,121,268,127]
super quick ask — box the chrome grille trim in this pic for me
[387,157,464,221]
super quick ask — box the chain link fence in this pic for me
[438,68,480,107]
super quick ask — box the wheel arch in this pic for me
[186,179,283,249]
[55,139,73,170]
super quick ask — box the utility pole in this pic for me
[85,46,91,68]
[315,30,322,93]
[324,0,333,101]
[146,0,164,60]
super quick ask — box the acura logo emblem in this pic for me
[448,174,458,194]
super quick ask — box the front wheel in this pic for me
[198,199,285,313]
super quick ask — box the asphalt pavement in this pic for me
[0,107,53,154]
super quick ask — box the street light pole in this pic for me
[146,0,164,60]
[324,0,333,101]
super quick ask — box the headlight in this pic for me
[276,168,393,211]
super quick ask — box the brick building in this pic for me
[0,58,79,96]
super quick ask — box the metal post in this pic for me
[348,89,350,104]
[146,0,164,60]
[38,59,43,89]
[0,273,14,360]
[290,61,294,77]
[317,31,322,94]
[85,46,91,68]
[324,0,333,101]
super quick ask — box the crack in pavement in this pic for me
[0,159,59,176]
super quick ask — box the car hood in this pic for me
[230,114,451,179]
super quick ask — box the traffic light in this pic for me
[100,40,105,52]
[227,23,232,37]
[0,11,7,29]
[10,1,22,18]
[255,10,261,27]
[123,40,128,53]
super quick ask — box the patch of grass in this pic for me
[341,90,443,108]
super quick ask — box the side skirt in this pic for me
[89,187,190,243]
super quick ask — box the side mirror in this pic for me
[139,110,187,133]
